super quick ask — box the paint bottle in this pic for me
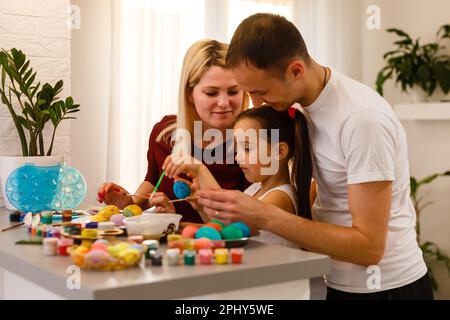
[41,211,53,225]
[57,238,74,256]
[214,248,229,265]
[198,249,213,265]
[62,209,72,223]
[43,238,58,256]
[230,248,244,264]
[183,250,196,265]
[166,248,180,266]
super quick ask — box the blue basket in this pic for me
[5,163,87,213]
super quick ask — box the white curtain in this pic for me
[107,0,206,191]
[294,0,363,80]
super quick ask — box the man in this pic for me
[197,13,433,300]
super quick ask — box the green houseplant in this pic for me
[376,24,450,98]
[410,171,450,290]
[0,48,80,210]
[0,48,80,156]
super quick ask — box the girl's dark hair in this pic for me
[235,106,312,219]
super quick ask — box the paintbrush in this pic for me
[1,222,25,232]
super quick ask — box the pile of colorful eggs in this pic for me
[180,220,251,240]
[90,204,142,226]
[69,239,145,271]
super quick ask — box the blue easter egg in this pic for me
[195,226,222,240]
[173,180,191,199]
[229,222,251,237]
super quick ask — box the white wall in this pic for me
[70,0,111,204]
[362,0,450,299]
[0,0,72,206]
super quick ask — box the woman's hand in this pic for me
[97,182,133,209]
[148,192,176,213]
[163,154,203,179]
[196,189,269,230]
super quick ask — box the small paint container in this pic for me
[51,226,62,238]
[41,211,53,225]
[64,224,81,235]
[36,226,42,237]
[62,210,72,222]
[41,225,48,238]
[9,211,22,222]
[214,248,229,265]
[31,226,37,236]
[183,250,196,265]
[198,249,213,265]
[98,222,115,231]
[166,248,180,266]
[151,251,163,266]
[43,238,58,256]
[85,222,98,229]
[28,225,32,234]
[143,240,159,251]
[230,248,244,264]
[146,249,156,260]
[57,238,74,256]
[81,229,98,238]
[128,235,144,244]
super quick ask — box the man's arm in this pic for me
[265,181,391,266]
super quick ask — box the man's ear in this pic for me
[277,142,290,161]
[286,60,305,79]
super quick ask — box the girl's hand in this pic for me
[97,182,133,209]
[197,189,269,230]
[163,154,203,179]
[149,192,176,213]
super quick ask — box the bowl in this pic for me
[124,213,182,239]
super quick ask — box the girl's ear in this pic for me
[277,142,290,161]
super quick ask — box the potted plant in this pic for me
[0,48,80,209]
[376,24,450,102]
[410,171,450,291]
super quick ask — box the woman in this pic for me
[98,39,250,223]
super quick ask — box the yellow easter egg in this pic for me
[99,205,120,219]
[107,245,121,258]
[123,204,142,217]
[119,248,140,265]
[91,213,108,222]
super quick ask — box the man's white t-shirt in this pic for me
[304,69,427,293]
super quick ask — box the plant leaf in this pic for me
[387,28,411,39]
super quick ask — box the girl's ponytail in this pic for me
[291,110,313,220]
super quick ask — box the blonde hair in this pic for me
[156,39,249,144]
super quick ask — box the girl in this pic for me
[97,40,250,223]
[161,105,313,246]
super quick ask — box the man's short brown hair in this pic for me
[227,13,310,73]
